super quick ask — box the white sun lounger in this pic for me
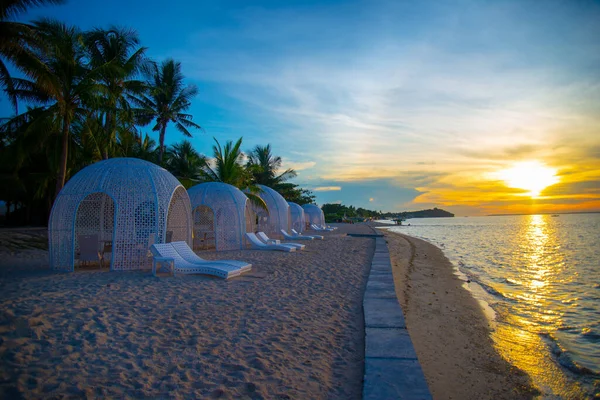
[170,241,252,273]
[310,224,335,232]
[150,243,243,279]
[280,229,314,240]
[245,232,296,252]
[257,232,305,250]
[291,229,323,240]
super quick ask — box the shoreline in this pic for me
[380,228,538,399]
[0,223,551,399]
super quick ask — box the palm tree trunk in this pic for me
[54,114,71,201]
[103,111,114,160]
[157,123,167,164]
[103,114,110,160]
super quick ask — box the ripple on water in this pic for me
[389,214,600,398]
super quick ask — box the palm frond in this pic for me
[1,0,66,20]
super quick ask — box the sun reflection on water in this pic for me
[390,214,600,398]
[492,214,588,398]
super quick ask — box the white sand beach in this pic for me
[0,225,373,399]
[0,225,538,399]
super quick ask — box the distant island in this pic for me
[321,203,454,223]
[384,207,455,220]
[400,207,454,219]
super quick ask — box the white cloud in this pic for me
[281,161,316,171]
[172,1,600,212]
[180,18,599,184]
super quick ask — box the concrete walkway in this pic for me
[362,236,432,400]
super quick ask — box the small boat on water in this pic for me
[551,214,560,217]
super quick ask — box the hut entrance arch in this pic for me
[288,202,305,233]
[245,203,256,234]
[166,186,192,244]
[255,208,269,233]
[193,205,215,250]
[74,192,115,269]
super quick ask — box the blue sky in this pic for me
[3,0,600,215]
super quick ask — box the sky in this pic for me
[2,0,600,215]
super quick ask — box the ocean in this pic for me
[385,214,600,399]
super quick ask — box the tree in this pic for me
[10,19,106,199]
[276,182,315,205]
[164,139,205,188]
[0,0,65,111]
[119,130,157,161]
[84,26,148,159]
[246,144,296,186]
[132,132,158,161]
[0,106,69,223]
[132,58,202,164]
[200,137,250,187]
[199,137,266,210]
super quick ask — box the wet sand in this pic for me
[380,228,538,400]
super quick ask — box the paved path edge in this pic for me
[362,229,432,400]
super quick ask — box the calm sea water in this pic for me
[385,214,600,399]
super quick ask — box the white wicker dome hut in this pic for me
[249,184,290,239]
[302,204,325,228]
[288,202,306,233]
[49,158,192,272]
[187,182,255,251]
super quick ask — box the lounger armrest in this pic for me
[152,256,174,277]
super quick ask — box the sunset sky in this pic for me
[3,0,599,215]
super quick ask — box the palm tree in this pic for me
[10,19,105,199]
[246,144,296,187]
[200,137,266,210]
[133,132,158,161]
[0,0,66,111]
[132,58,202,164]
[200,137,250,187]
[84,27,148,159]
[164,139,205,188]
[0,105,76,220]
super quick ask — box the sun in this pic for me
[498,161,559,197]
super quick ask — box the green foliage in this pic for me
[199,137,250,187]
[322,203,382,222]
[198,137,267,210]
[0,0,67,111]
[275,182,315,205]
[0,4,315,226]
[164,139,205,188]
[244,144,316,205]
[246,144,296,186]
[83,26,149,160]
[131,58,202,164]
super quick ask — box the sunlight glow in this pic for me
[498,161,559,197]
